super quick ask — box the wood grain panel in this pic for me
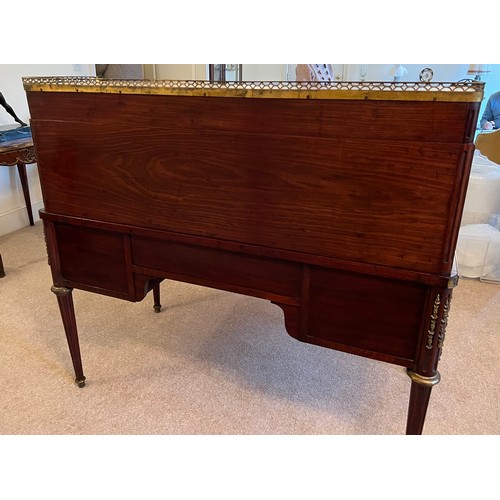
[306,267,427,363]
[27,91,471,143]
[56,224,129,295]
[28,91,474,276]
[131,236,302,299]
[32,119,461,275]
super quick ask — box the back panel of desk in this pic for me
[27,91,478,276]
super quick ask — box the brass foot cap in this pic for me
[75,377,86,388]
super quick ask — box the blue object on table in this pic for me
[0,125,31,143]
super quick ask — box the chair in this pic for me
[475,129,500,165]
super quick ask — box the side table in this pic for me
[0,136,37,226]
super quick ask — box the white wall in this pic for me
[154,64,207,80]
[0,64,94,236]
[242,64,287,81]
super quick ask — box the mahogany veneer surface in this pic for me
[28,92,475,275]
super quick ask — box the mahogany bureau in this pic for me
[23,77,483,434]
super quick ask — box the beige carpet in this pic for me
[0,222,498,435]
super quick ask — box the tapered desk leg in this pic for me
[51,285,86,388]
[405,287,452,434]
[153,282,162,313]
[406,370,440,435]
[0,253,5,278]
[17,162,34,226]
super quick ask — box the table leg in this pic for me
[0,253,5,278]
[17,162,34,226]
[153,282,162,313]
[51,285,86,388]
[405,370,440,434]
[405,288,452,434]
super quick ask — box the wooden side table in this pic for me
[0,136,37,226]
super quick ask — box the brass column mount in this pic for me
[406,369,441,387]
[426,294,441,350]
[438,297,451,360]
[50,285,73,296]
